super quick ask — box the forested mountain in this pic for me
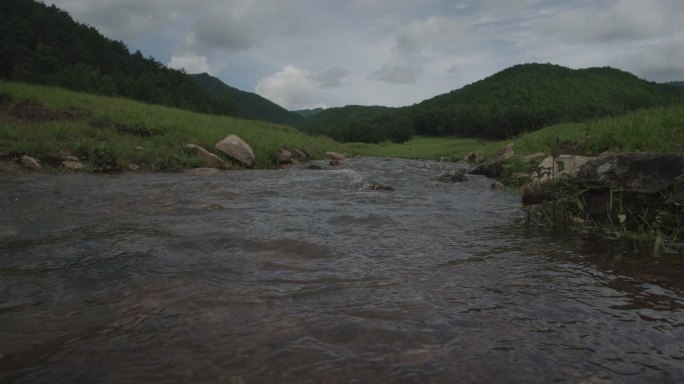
[407,63,683,138]
[191,73,302,126]
[292,64,681,143]
[293,108,325,118]
[0,0,234,116]
[665,81,684,89]
[294,105,414,144]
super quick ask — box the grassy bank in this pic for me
[512,105,684,156]
[506,105,684,248]
[346,136,501,161]
[0,81,344,172]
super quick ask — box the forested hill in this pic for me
[0,0,234,116]
[408,63,683,138]
[191,73,303,126]
[294,105,414,144]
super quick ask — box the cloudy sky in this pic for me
[49,0,684,110]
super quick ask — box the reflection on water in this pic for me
[1,158,683,383]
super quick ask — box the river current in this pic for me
[1,157,684,383]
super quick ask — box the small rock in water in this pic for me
[491,181,505,191]
[364,181,394,191]
[190,167,221,176]
[325,151,346,161]
[437,169,468,183]
[306,164,324,170]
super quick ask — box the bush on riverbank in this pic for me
[0,81,344,172]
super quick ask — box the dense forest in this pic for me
[191,73,303,126]
[294,105,414,144]
[407,63,683,139]
[296,64,683,142]
[0,0,235,116]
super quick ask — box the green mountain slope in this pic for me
[294,105,413,143]
[293,108,325,118]
[0,0,234,116]
[190,73,303,126]
[408,63,682,139]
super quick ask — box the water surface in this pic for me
[1,158,683,383]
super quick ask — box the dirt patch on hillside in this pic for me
[0,97,89,122]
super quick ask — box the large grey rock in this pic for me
[186,144,231,170]
[576,153,684,194]
[470,143,514,178]
[215,135,256,168]
[523,153,684,227]
[522,155,595,204]
[532,155,595,183]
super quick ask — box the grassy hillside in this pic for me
[351,103,684,163]
[0,81,343,172]
[409,63,682,139]
[0,0,235,117]
[191,73,303,126]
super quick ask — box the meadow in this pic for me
[2,80,683,174]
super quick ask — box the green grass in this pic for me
[512,105,684,156]
[346,104,684,163]
[2,80,683,174]
[346,136,504,161]
[0,81,344,171]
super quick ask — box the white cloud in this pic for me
[255,65,318,110]
[167,54,213,74]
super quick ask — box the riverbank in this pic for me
[0,81,345,172]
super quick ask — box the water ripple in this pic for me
[2,158,684,383]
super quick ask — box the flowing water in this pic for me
[1,157,684,383]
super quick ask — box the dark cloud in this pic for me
[315,68,349,88]
[371,65,422,84]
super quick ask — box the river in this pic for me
[1,157,683,383]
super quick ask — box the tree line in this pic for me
[0,0,235,116]
[295,105,415,144]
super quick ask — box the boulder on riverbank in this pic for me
[215,135,255,168]
[185,144,231,170]
[523,152,684,236]
[522,155,595,204]
[471,143,514,178]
